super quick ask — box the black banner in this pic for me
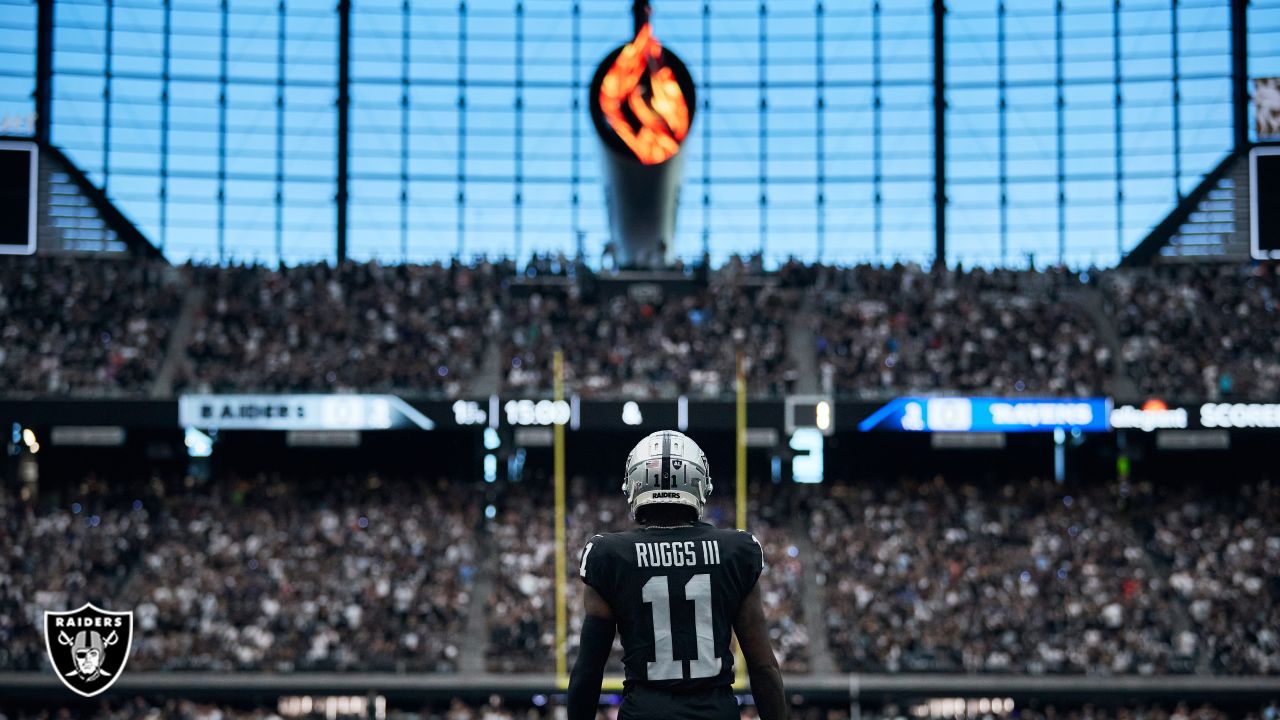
[4,396,1280,435]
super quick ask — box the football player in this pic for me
[567,430,787,720]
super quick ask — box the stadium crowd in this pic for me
[810,476,1280,675]
[0,255,182,395]
[810,264,1112,398]
[746,496,811,673]
[0,473,151,672]
[1149,479,1280,675]
[502,273,798,399]
[181,262,503,396]
[1104,264,1280,400]
[0,473,476,674]
[3,470,1278,676]
[5,254,1278,401]
[485,488,557,673]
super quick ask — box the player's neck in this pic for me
[637,507,698,528]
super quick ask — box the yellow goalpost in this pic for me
[553,350,749,691]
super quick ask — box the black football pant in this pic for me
[619,685,739,720]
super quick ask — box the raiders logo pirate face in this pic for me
[44,603,133,697]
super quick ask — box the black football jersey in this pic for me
[579,523,765,692]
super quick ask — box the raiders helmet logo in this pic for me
[44,603,133,697]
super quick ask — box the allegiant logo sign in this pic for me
[1110,399,1189,432]
[1110,401,1280,431]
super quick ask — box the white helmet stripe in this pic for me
[624,430,711,520]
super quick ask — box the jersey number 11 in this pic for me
[641,574,720,681]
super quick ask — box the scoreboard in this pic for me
[1252,146,1280,261]
[0,140,37,255]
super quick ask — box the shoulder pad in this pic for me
[579,533,616,582]
[724,528,761,548]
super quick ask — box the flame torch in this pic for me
[588,1,696,269]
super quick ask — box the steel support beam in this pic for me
[815,0,825,262]
[35,0,53,144]
[701,1,711,259]
[217,0,227,261]
[337,0,351,263]
[1231,0,1249,151]
[759,1,768,259]
[1113,0,1124,258]
[932,0,946,265]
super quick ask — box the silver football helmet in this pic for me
[623,430,712,520]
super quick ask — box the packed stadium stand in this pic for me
[5,255,1279,402]
[4,239,1280,711]
[485,486,556,673]
[808,476,1280,675]
[181,262,505,397]
[0,256,182,396]
[501,273,798,399]
[5,0,1280,717]
[3,471,1277,677]
[1,473,477,674]
[1102,265,1280,401]
[809,265,1113,398]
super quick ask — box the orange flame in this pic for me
[599,23,690,165]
